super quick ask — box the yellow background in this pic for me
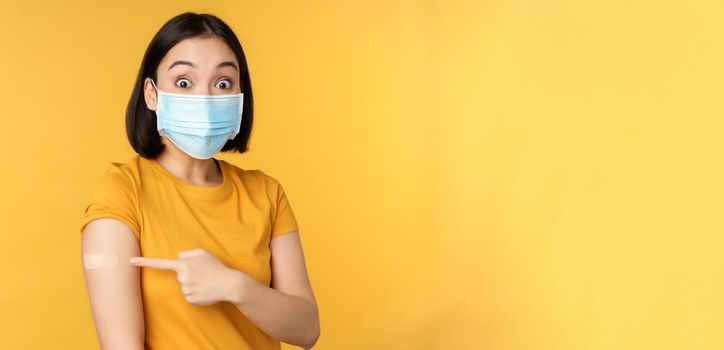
[0,0,722,349]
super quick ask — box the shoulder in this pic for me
[221,160,281,185]
[219,161,286,194]
[93,155,142,195]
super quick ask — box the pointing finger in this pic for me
[129,257,182,271]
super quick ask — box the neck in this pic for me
[155,139,223,186]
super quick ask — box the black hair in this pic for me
[126,12,254,158]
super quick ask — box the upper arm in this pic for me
[264,172,314,300]
[81,218,145,350]
[269,230,317,305]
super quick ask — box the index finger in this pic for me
[130,256,181,271]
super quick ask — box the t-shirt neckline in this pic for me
[141,156,232,199]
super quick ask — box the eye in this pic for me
[215,79,232,89]
[175,78,192,88]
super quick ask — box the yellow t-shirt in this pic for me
[79,154,299,349]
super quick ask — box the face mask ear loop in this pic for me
[150,78,159,93]
[150,78,165,137]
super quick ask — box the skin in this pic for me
[82,35,319,349]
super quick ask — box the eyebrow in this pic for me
[168,60,238,71]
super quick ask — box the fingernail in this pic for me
[129,258,139,264]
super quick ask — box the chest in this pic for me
[135,187,275,287]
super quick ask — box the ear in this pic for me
[143,78,158,111]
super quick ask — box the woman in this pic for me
[79,12,320,350]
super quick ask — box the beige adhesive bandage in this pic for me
[83,253,119,269]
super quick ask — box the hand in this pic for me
[129,248,244,306]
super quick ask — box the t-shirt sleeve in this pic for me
[267,175,299,238]
[79,164,141,240]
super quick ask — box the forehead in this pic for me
[159,36,237,71]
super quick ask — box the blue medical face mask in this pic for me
[150,78,244,159]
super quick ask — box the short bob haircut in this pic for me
[126,12,254,158]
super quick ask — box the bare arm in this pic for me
[229,230,320,349]
[81,218,145,350]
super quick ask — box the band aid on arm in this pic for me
[83,253,119,269]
